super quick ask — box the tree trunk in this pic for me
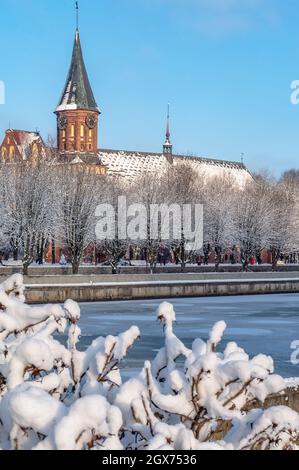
[23,263,29,276]
[272,253,279,271]
[242,260,249,272]
[272,260,278,271]
[271,250,279,272]
[37,237,45,265]
[52,239,56,265]
[180,241,186,273]
[111,263,117,275]
[72,261,80,275]
[13,247,18,262]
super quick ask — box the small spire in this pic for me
[166,104,170,142]
[241,152,244,164]
[76,1,79,31]
[163,105,173,156]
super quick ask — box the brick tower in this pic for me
[55,25,100,155]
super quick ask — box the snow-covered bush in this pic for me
[0,275,298,450]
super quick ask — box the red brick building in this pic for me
[55,30,99,155]
[0,130,46,164]
[0,27,106,176]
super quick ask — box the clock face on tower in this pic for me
[58,116,68,130]
[86,114,97,129]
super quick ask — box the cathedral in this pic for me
[0,20,251,186]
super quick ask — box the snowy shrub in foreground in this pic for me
[0,275,298,450]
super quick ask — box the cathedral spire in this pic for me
[55,28,99,113]
[163,104,173,156]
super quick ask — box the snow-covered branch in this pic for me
[0,275,298,450]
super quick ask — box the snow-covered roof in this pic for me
[70,155,85,164]
[58,152,103,166]
[99,149,167,179]
[99,148,252,186]
[7,130,45,161]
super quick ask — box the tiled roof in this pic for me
[56,30,99,113]
[99,149,167,179]
[99,148,251,186]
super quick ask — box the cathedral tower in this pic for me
[55,15,100,155]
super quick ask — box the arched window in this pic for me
[31,143,38,159]
[80,125,85,151]
[62,130,66,150]
[1,147,7,163]
[9,146,15,161]
[70,125,75,150]
[80,125,84,140]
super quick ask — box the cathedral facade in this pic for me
[0,24,251,186]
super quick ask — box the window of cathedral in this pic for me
[80,125,84,141]
[62,130,66,150]
[31,143,38,160]
[70,125,75,149]
[9,146,15,161]
[1,147,7,163]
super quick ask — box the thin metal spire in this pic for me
[166,104,170,142]
[76,1,79,31]
[163,104,173,156]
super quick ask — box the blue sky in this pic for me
[0,0,299,175]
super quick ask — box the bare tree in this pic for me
[55,166,104,275]
[268,180,298,269]
[203,174,235,271]
[231,177,273,271]
[131,173,169,274]
[97,179,129,274]
[0,161,54,275]
[166,162,202,272]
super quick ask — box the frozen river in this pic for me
[75,294,299,378]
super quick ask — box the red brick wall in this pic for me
[0,132,21,162]
[56,110,99,154]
